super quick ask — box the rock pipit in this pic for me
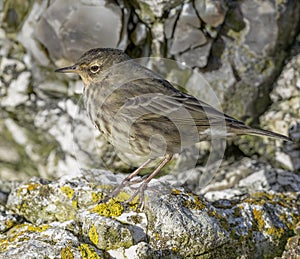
[56,48,292,204]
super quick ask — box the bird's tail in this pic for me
[239,127,293,142]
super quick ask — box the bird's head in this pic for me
[55,48,130,86]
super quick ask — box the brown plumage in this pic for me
[56,48,292,204]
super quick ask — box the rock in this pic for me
[164,7,180,40]
[0,57,29,107]
[133,0,182,23]
[130,23,147,46]
[17,1,50,66]
[275,222,300,259]
[1,169,300,258]
[34,0,128,63]
[246,53,300,171]
[195,0,226,27]
[2,0,33,33]
[0,0,299,192]
[0,222,109,258]
[0,208,21,233]
[168,2,211,68]
[151,22,165,56]
[204,0,300,120]
[170,2,204,55]
[178,41,212,67]
[162,157,300,200]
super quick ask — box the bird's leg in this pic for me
[127,154,173,207]
[107,158,153,199]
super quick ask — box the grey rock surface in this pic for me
[259,53,300,171]
[0,168,299,258]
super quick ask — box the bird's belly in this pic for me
[84,89,200,158]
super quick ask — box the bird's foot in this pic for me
[125,182,148,210]
[101,175,148,206]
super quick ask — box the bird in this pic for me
[55,48,292,204]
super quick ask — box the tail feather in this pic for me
[226,119,293,142]
[240,127,292,142]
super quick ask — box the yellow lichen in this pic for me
[0,223,48,252]
[61,186,75,199]
[91,192,103,203]
[0,239,8,252]
[92,199,124,217]
[183,194,207,210]
[72,200,78,209]
[78,244,100,259]
[27,183,40,192]
[5,219,15,229]
[115,191,140,210]
[171,189,182,195]
[115,191,133,202]
[61,246,74,259]
[238,205,244,210]
[26,224,49,232]
[88,225,99,246]
[172,246,179,253]
[215,213,223,220]
[208,209,216,217]
[266,226,285,237]
[16,183,40,196]
[253,208,266,230]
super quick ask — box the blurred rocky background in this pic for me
[0,0,300,182]
[1,1,300,258]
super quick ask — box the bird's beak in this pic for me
[55,64,79,74]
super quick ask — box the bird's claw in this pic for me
[99,176,148,210]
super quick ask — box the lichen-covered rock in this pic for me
[162,157,300,201]
[2,169,300,258]
[242,53,300,171]
[202,0,300,120]
[276,222,300,259]
[132,0,182,24]
[0,222,110,258]
[0,208,21,233]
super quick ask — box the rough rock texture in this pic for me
[1,0,299,179]
[0,168,299,258]
[276,229,300,259]
[161,157,300,198]
[258,53,300,171]
[0,1,300,257]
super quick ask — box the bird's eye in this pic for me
[90,65,100,73]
